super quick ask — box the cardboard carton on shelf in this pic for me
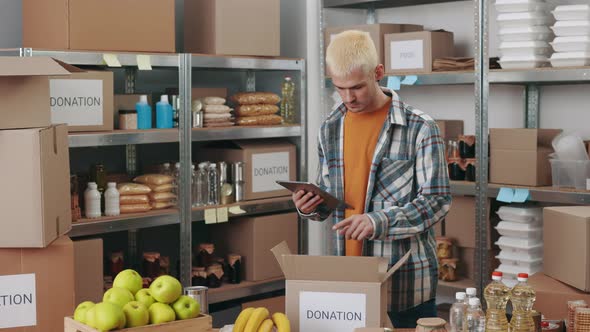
[324,24,423,76]
[529,273,590,320]
[210,213,298,281]
[0,236,75,331]
[444,196,494,249]
[200,140,296,200]
[490,128,562,187]
[184,0,280,56]
[436,120,464,142]
[385,30,455,75]
[543,206,590,292]
[23,0,175,52]
[271,242,411,332]
[0,124,71,248]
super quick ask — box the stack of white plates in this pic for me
[494,205,544,285]
[496,0,554,69]
[550,5,590,67]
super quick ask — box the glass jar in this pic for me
[416,318,448,332]
[119,109,138,130]
[465,158,477,182]
[206,263,224,288]
[142,252,161,279]
[195,243,215,267]
[109,251,124,278]
[192,267,208,287]
[459,135,476,159]
[448,157,467,181]
[227,254,242,284]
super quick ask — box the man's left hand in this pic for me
[332,214,374,240]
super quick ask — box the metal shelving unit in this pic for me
[10,48,306,302]
[208,277,285,304]
[323,0,468,9]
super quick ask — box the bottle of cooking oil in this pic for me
[484,271,510,332]
[280,76,296,124]
[510,273,536,332]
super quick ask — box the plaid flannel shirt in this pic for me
[301,88,452,312]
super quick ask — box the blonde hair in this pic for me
[326,30,378,78]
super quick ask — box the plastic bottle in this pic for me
[466,287,477,305]
[156,95,173,129]
[104,182,120,216]
[280,76,295,124]
[450,292,468,332]
[464,297,486,332]
[208,163,219,206]
[484,271,510,332]
[136,95,152,129]
[510,273,536,332]
[161,162,172,177]
[84,182,102,218]
[196,162,208,207]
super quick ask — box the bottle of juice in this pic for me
[510,273,536,332]
[484,271,510,332]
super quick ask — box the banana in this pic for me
[272,312,290,332]
[234,307,256,332]
[244,307,270,332]
[257,319,274,332]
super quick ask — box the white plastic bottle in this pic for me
[84,182,102,218]
[450,292,467,332]
[464,297,486,332]
[466,287,477,304]
[104,182,120,216]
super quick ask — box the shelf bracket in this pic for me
[525,84,540,129]
[126,145,138,176]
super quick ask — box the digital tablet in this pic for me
[276,180,353,210]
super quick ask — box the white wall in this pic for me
[0,0,22,48]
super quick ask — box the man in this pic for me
[293,30,452,327]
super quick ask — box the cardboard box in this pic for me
[192,88,228,100]
[50,70,114,132]
[201,140,296,200]
[324,24,423,75]
[0,236,75,331]
[444,196,492,249]
[242,296,285,315]
[0,125,71,248]
[22,0,69,50]
[436,120,464,142]
[543,206,590,292]
[490,128,562,186]
[23,0,175,53]
[385,31,455,75]
[74,239,103,304]
[0,57,71,130]
[114,94,153,129]
[271,242,410,332]
[529,273,590,320]
[184,0,280,56]
[210,213,298,281]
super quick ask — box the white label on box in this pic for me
[299,291,366,332]
[0,274,37,328]
[251,152,290,193]
[390,40,424,70]
[50,79,104,126]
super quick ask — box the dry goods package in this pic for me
[236,114,283,126]
[231,92,281,105]
[120,194,150,205]
[203,104,232,113]
[148,183,174,193]
[235,104,279,117]
[117,183,152,195]
[203,96,226,105]
[149,192,177,202]
[151,201,175,210]
[120,203,152,214]
[134,174,174,185]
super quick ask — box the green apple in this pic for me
[103,287,135,308]
[149,302,176,325]
[172,295,200,320]
[113,269,143,295]
[85,305,97,328]
[149,275,182,304]
[73,301,95,324]
[93,302,125,332]
[123,301,149,328]
[135,288,156,308]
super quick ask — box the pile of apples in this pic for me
[73,269,200,331]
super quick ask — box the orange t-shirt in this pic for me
[343,100,391,256]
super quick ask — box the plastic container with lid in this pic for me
[497,12,553,29]
[551,36,590,53]
[552,5,590,21]
[550,159,590,190]
[496,0,549,14]
[499,26,553,42]
[495,221,543,239]
[550,51,590,67]
[499,55,549,69]
[496,236,543,256]
[497,248,542,262]
[495,263,542,280]
[551,21,590,37]
[497,206,542,223]
[499,40,552,57]
[496,252,543,268]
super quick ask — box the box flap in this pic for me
[0,57,72,77]
[381,251,411,283]
[271,241,293,274]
